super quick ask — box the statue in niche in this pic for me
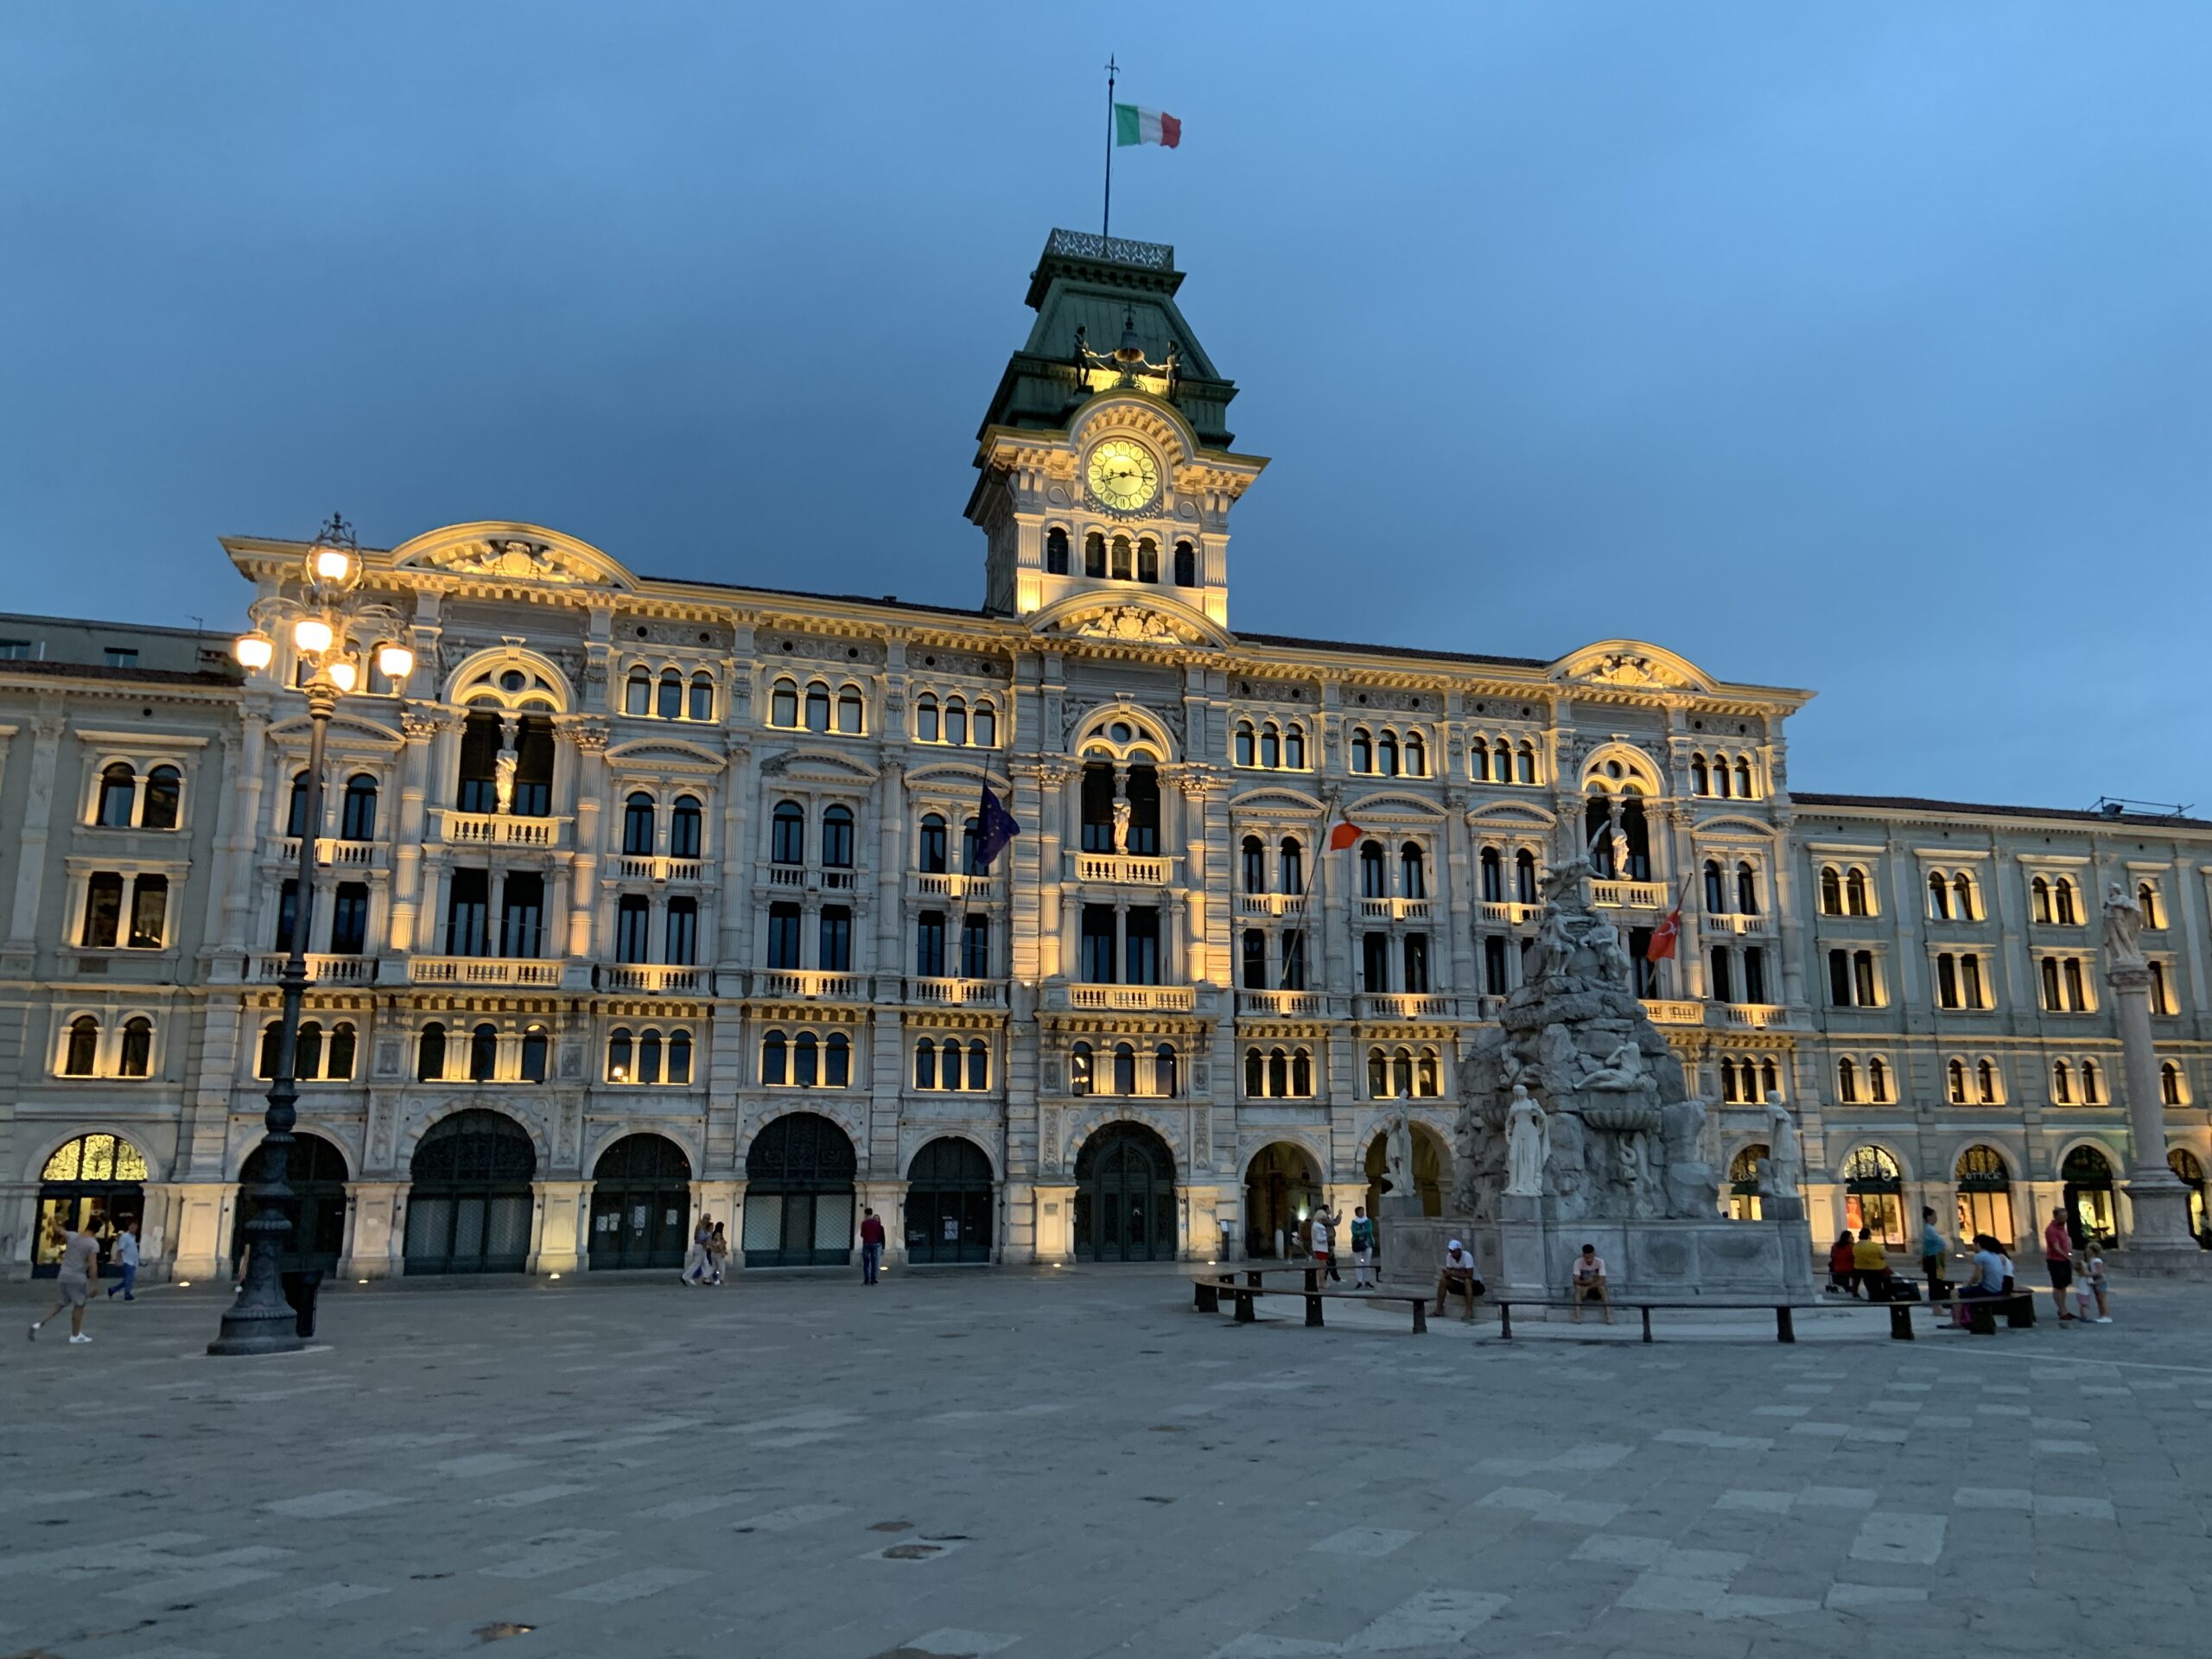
[493,717,518,815]
[1505,1085,1550,1197]
[2101,880,2146,973]
[1110,796,1132,855]
[1761,1092,1802,1198]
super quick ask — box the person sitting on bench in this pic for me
[1569,1243,1613,1325]
[1433,1238,1484,1322]
[1956,1232,2006,1329]
[1852,1227,1891,1301]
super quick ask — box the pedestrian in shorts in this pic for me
[30,1224,101,1344]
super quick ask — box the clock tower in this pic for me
[967,229,1265,631]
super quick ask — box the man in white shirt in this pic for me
[1433,1238,1484,1321]
[1569,1243,1613,1325]
[105,1218,141,1301]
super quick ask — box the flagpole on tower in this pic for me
[1103,54,1118,241]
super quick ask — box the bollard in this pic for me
[1775,1306,1796,1344]
[1498,1301,1514,1340]
[1888,1301,1915,1341]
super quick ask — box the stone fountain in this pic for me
[1383,859,1815,1304]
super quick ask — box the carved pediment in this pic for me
[1040,601,1219,649]
[756,747,879,785]
[1551,640,1710,694]
[389,523,635,590]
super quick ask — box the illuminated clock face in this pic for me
[1086,439,1160,513]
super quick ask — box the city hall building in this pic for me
[3,229,2207,1283]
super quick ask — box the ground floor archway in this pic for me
[589,1133,693,1271]
[2171,1147,2209,1243]
[232,1132,349,1276]
[1073,1122,1177,1262]
[1361,1124,1446,1222]
[1245,1141,1322,1258]
[905,1137,993,1263]
[1953,1145,2015,1246]
[404,1109,536,1275]
[743,1112,855,1266]
[35,1132,149,1278]
[2062,1145,2118,1243]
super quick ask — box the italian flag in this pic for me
[1115,104,1181,148]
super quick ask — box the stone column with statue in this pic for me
[2100,882,2204,1268]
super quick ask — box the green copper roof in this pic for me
[974,229,1240,450]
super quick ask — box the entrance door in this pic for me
[2062,1146,2118,1244]
[404,1110,536,1274]
[232,1133,350,1275]
[35,1133,149,1278]
[742,1112,856,1266]
[905,1137,994,1263]
[589,1134,693,1271]
[1074,1122,1177,1262]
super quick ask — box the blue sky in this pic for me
[4,4,2206,808]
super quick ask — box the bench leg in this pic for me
[1196,1282,1219,1313]
[1889,1302,1915,1341]
[1640,1306,1653,1344]
[1411,1300,1427,1334]
[1776,1306,1796,1344]
[1970,1300,1995,1335]
[1498,1302,1513,1340]
[1247,1270,1263,1290]
[1235,1290,1256,1323]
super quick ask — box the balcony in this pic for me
[278,836,382,869]
[1075,853,1170,887]
[607,855,705,883]
[915,871,1001,902]
[1066,983,1194,1013]
[601,964,704,994]
[1357,993,1453,1020]
[410,956,563,988]
[1236,988,1322,1017]
[1720,1002,1787,1029]
[436,810,566,849]
[1590,879,1669,909]
[907,976,1007,1007]
[1237,893,1306,918]
[753,969,863,1001]
[1480,900,1539,925]
[762,863,858,892]
[1359,896,1433,923]
[253,952,377,985]
[1640,998,1706,1027]
[1704,912,1769,936]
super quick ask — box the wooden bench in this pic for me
[1491,1288,2038,1343]
[1909,1290,2037,1338]
[1192,1268,1431,1333]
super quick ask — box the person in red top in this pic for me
[859,1206,886,1286]
[2044,1207,2077,1320]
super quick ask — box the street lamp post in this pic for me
[210,514,412,1357]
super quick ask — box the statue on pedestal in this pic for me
[2102,881,2146,974]
[1384,1108,1414,1193]
[1110,796,1132,855]
[1505,1085,1550,1197]
[1762,1091,1802,1199]
[493,749,518,815]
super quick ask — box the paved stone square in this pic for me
[3,1270,2208,1657]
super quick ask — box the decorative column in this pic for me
[873,758,906,998]
[564,717,609,966]
[0,702,63,975]
[2101,883,2200,1264]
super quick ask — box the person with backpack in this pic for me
[1349,1206,1376,1290]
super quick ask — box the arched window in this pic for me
[1351,729,1372,772]
[2139,881,2164,929]
[944,698,967,746]
[2031,875,2052,924]
[1136,537,1159,582]
[2081,1059,2101,1103]
[916,695,940,742]
[1760,1057,1779,1098]
[1947,1058,1968,1103]
[1471,738,1491,782]
[1046,526,1071,575]
[657,669,683,720]
[1838,1057,1859,1102]
[1109,535,1132,581]
[1820,866,1842,914]
[1367,1046,1388,1098]
[836,685,864,734]
[1084,531,1107,578]
[1929,872,1951,919]
[469,1023,499,1082]
[1867,1056,1889,1102]
[1845,869,1870,917]
[1259,723,1280,768]
[1245,1047,1264,1098]
[114,1014,151,1077]
[1393,1047,1416,1099]
[1714,757,1732,798]
[1976,1058,1999,1103]
[2052,1058,2073,1103]
[804,682,831,732]
[286,770,312,837]
[1376,731,1399,776]
[1736,862,1758,916]
[296,1019,324,1080]
[1704,860,1726,914]
[519,1025,549,1084]
[918,813,947,874]
[1515,849,1538,905]
[770,678,798,727]
[1292,1048,1313,1096]
[1071,1040,1093,1096]
[1478,846,1503,902]
[1154,1043,1178,1096]
[2162,1061,2185,1106]
[967,1039,988,1090]
[637,1029,663,1085]
[97,762,137,827]
[142,765,182,830]
[826,1032,853,1088]
[669,796,702,860]
[1285,723,1306,768]
[689,673,715,721]
[1173,540,1196,586]
[1280,836,1304,894]
[761,1030,787,1086]
[962,817,985,875]
[1734,759,1754,798]
[333,772,377,842]
[771,801,805,866]
[914,1038,938,1090]
[1405,732,1427,777]
[1113,1041,1137,1096]
[1241,836,1265,893]
[2054,877,2078,925]
[973,702,996,747]
[607,1027,633,1082]
[1516,742,1537,785]
[1359,841,1387,899]
[325,1020,355,1080]
[1401,842,1426,899]
[791,1032,819,1088]
[1267,1046,1290,1097]
[667,1028,693,1084]
[626,668,652,716]
[1234,721,1255,767]
[63,1014,99,1076]
[622,792,657,855]
[255,1018,283,1078]
[1690,755,1709,795]
[821,804,855,868]
[417,1022,445,1081]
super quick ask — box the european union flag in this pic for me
[974,782,1020,871]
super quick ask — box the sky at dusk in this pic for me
[4,5,2207,810]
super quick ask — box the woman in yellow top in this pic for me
[1852,1227,1891,1300]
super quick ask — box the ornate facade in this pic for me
[3,229,2206,1281]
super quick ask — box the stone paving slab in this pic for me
[3,1271,2209,1656]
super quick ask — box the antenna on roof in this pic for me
[2091,795,2191,819]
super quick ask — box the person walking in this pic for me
[1918,1206,1948,1306]
[683,1215,714,1285]
[1852,1227,1891,1301]
[1310,1205,1340,1285]
[30,1222,101,1343]
[1349,1206,1376,1291]
[706,1221,728,1287]
[2043,1207,2077,1321]
[105,1217,141,1302]
[859,1207,885,1285]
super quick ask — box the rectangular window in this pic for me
[665,897,697,966]
[0,640,29,659]
[915,910,946,978]
[445,868,489,957]
[1078,765,1116,854]
[105,647,138,668]
[1709,946,1734,1005]
[274,878,299,954]
[1827,949,1850,1007]
[1124,907,1160,986]
[1853,951,1878,1008]
[2063,957,2087,1012]
[766,903,802,969]
[959,914,990,980]
[1402,932,1430,995]
[818,906,852,974]
[1362,931,1391,994]
[616,895,652,963]
[1936,954,1960,1010]
[1080,905,1116,982]
[330,882,370,955]
[1281,929,1306,992]
[1484,935,1509,995]
[500,873,544,957]
[454,715,500,814]
[1961,954,1985,1010]
[1742,946,1765,1005]
[1241,929,1267,991]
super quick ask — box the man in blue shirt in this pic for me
[1918,1206,1948,1303]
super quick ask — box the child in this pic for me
[2071,1257,2096,1324]
[2082,1250,2111,1323]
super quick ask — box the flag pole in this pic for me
[1103,54,1117,241]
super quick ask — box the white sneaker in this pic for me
[27,1322,38,1340]
[2096,1316,2113,1324]
[67,1334,91,1344]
